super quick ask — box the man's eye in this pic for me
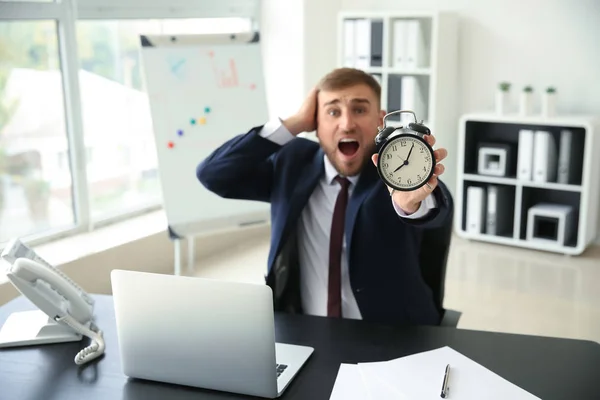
[328,109,340,116]
[355,108,366,114]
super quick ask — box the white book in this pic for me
[400,76,426,123]
[533,130,557,183]
[557,129,572,184]
[392,20,407,69]
[354,19,371,69]
[467,186,485,234]
[404,19,425,69]
[342,19,356,67]
[517,129,534,180]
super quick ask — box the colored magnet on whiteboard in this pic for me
[249,83,256,90]
[168,141,174,148]
[177,129,184,136]
[190,118,196,125]
[204,106,211,113]
[208,51,214,58]
[199,117,207,124]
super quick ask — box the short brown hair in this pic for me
[316,67,381,106]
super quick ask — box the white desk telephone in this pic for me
[0,238,105,365]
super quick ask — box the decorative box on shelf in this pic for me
[455,113,600,255]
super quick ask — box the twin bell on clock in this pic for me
[374,110,435,192]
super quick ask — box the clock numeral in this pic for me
[423,166,427,172]
[401,141,407,147]
[386,154,392,160]
[383,163,389,169]
[417,174,422,181]
[407,179,412,185]
[420,148,424,153]
[392,145,397,151]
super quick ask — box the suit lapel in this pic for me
[276,148,324,256]
[346,161,379,253]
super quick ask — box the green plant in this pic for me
[546,86,556,94]
[523,85,533,93]
[498,82,511,92]
[22,177,51,222]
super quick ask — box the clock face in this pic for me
[377,134,435,191]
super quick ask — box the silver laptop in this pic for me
[110,269,313,398]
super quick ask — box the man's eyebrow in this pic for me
[323,98,371,106]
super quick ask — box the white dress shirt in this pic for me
[259,119,437,319]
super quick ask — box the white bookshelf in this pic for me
[337,10,460,194]
[456,113,600,255]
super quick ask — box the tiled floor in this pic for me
[189,232,600,344]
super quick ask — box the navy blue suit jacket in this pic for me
[196,125,453,326]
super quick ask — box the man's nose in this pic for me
[340,113,356,131]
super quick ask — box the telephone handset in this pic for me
[0,239,105,365]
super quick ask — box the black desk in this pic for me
[1,295,599,400]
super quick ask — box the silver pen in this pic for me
[440,364,451,398]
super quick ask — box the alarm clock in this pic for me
[374,110,435,192]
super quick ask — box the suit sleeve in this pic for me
[196,121,290,202]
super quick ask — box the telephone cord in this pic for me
[56,314,106,365]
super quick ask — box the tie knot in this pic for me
[334,176,350,189]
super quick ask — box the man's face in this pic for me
[316,83,385,177]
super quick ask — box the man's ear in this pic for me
[378,109,386,127]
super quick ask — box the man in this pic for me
[196,67,452,326]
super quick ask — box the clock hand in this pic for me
[394,160,408,172]
[406,143,415,161]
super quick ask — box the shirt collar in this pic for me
[323,155,360,186]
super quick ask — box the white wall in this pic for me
[260,0,305,120]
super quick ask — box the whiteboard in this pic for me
[140,32,270,239]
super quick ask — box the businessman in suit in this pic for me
[196,67,452,326]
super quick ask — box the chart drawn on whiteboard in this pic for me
[209,50,256,90]
[167,55,187,79]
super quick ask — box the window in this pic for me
[75,17,252,221]
[0,0,256,248]
[0,20,75,243]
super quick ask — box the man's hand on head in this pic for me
[371,133,448,214]
[283,87,319,136]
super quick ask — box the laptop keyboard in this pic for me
[276,363,288,378]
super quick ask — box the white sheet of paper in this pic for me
[358,359,409,400]
[329,363,370,400]
[358,346,541,400]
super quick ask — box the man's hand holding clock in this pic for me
[371,111,448,215]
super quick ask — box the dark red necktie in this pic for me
[328,176,350,318]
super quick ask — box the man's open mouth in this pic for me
[338,138,360,157]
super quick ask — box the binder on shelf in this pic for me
[387,74,402,121]
[486,185,513,236]
[354,18,371,69]
[466,186,485,234]
[557,129,573,184]
[343,19,356,67]
[392,19,407,69]
[405,19,425,69]
[400,76,426,124]
[533,130,557,183]
[369,19,383,67]
[517,129,534,181]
